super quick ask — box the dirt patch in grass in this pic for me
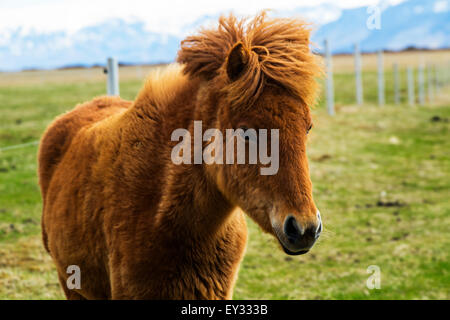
[430,115,449,123]
[376,200,407,207]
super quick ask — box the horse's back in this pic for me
[38,96,131,197]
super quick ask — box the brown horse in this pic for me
[38,12,323,300]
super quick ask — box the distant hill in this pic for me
[311,0,450,53]
[0,0,448,71]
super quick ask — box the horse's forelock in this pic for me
[177,11,323,109]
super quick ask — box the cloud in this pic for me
[433,0,448,12]
[0,0,405,36]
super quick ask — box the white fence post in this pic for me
[445,63,449,87]
[418,64,425,105]
[444,61,450,85]
[393,63,400,105]
[324,39,335,115]
[107,57,120,96]
[354,43,363,105]
[377,50,385,106]
[427,64,434,104]
[407,67,415,106]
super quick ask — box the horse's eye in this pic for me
[307,123,313,134]
[237,126,257,142]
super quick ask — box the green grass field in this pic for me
[0,65,449,299]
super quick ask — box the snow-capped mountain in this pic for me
[312,0,450,53]
[0,0,448,71]
[0,19,180,71]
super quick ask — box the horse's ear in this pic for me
[226,42,249,81]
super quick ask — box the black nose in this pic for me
[284,215,304,243]
[282,215,321,252]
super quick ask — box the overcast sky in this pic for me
[0,0,405,35]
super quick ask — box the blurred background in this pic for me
[0,0,449,299]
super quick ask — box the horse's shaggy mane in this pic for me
[177,11,322,108]
[135,64,187,109]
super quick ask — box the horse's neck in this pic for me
[155,162,234,242]
[130,77,235,243]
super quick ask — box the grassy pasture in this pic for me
[0,51,449,299]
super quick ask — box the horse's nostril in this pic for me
[283,215,303,243]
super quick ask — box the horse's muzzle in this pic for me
[275,210,322,256]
